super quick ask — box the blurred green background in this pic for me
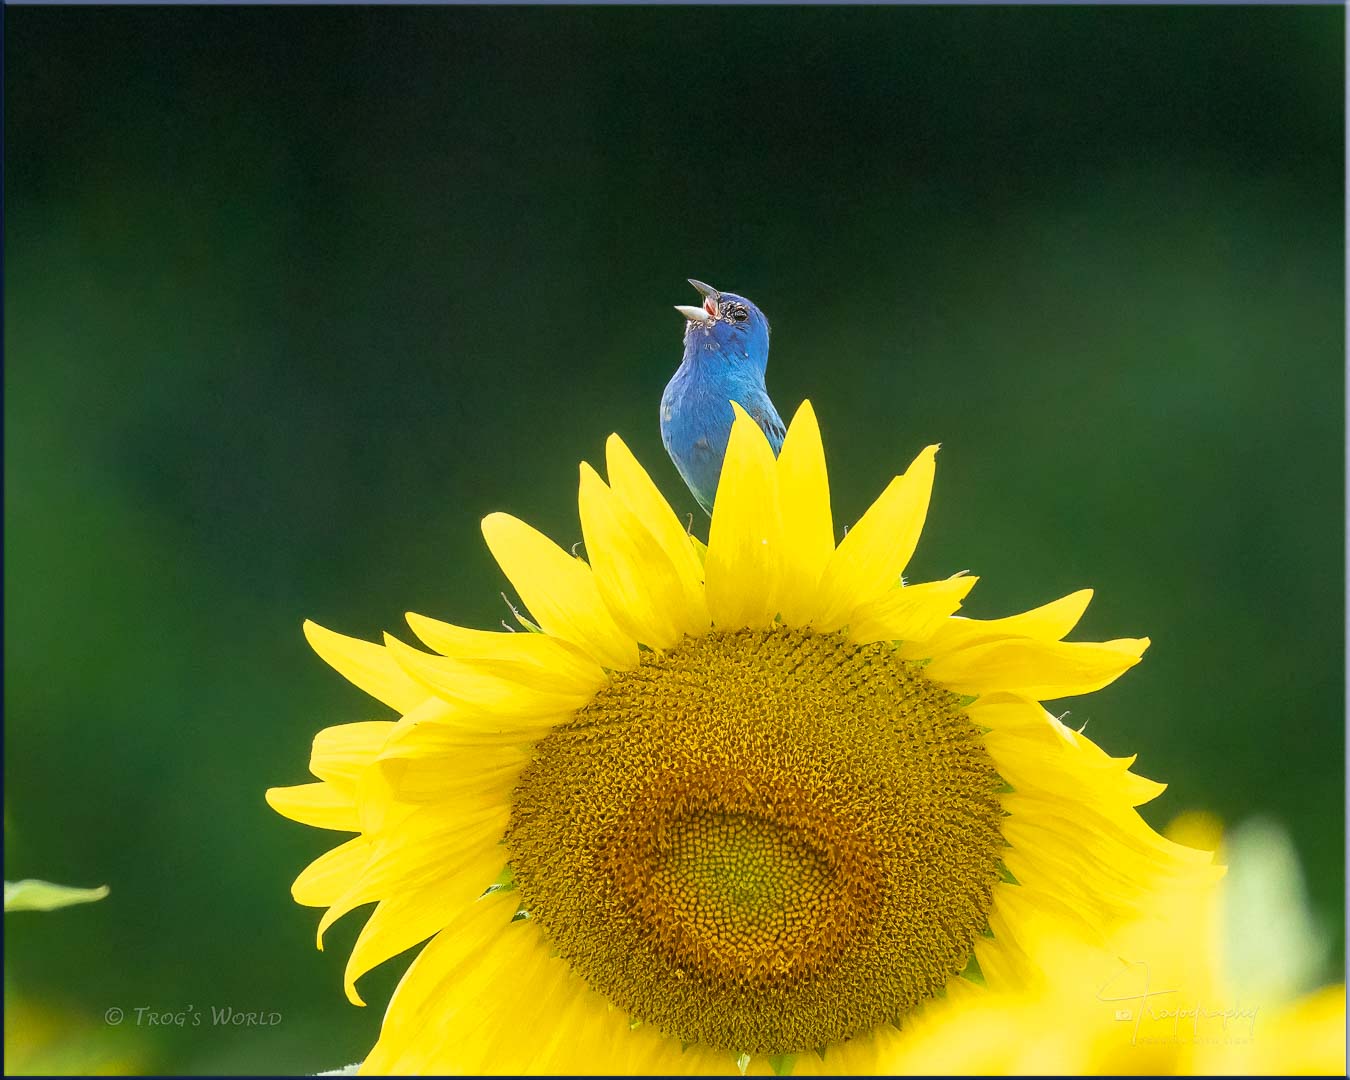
[4,6,1343,1074]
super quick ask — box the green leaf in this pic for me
[4,879,109,912]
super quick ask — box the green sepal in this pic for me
[500,592,543,633]
[956,693,979,707]
[768,1053,796,1076]
[510,907,532,922]
[735,1052,752,1076]
[628,1016,642,1031]
[960,950,986,986]
[996,861,1021,885]
[993,778,1015,795]
[479,863,516,898]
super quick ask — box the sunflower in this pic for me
[268,401,1216,1075]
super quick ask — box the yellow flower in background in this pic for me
[3,995,146,1076]
[886,814,1345,1075]
[268,401,1216,1074]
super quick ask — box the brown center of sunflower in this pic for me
[506,626,1005,1056]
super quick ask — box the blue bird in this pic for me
[660,279,786,515]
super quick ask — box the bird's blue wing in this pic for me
[745,398,787,454]
[684,436,717,515]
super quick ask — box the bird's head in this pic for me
[675,279,771,374]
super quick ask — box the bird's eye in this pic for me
[731,306,749,322]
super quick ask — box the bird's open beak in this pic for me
[675,279,720,323]
[675,304,712,324]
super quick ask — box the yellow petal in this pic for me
[361,710,524,829]
[972,892,1040,993]
[303,620,429,714]
[340,836,506,1006]
[604,433,710,633]
[309,721,396,789]
[383,634,602,717]
[1248,984,1347,1075]
[265,782,359,831]
[848,574,978,646]
[578,463,697,648]
[704,403,783,628]
[361,890,532,1074]
[791,1021,910,1076]
[775,400,835,626]
[379,697,551,756]
[480,512,639,671]
[291,836,370,908]
[1002,803,1219,947]
[316,802,509,946]
[974,696,1168,809]
[924,636,1149,699]
[908,589,1095,658]
[376,740,525,805]
[362,894,735,1075]
[688,532,708,568]
[811,444,939,633]
[405,612,605,687]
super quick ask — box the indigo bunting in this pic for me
[661,279,786,515]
